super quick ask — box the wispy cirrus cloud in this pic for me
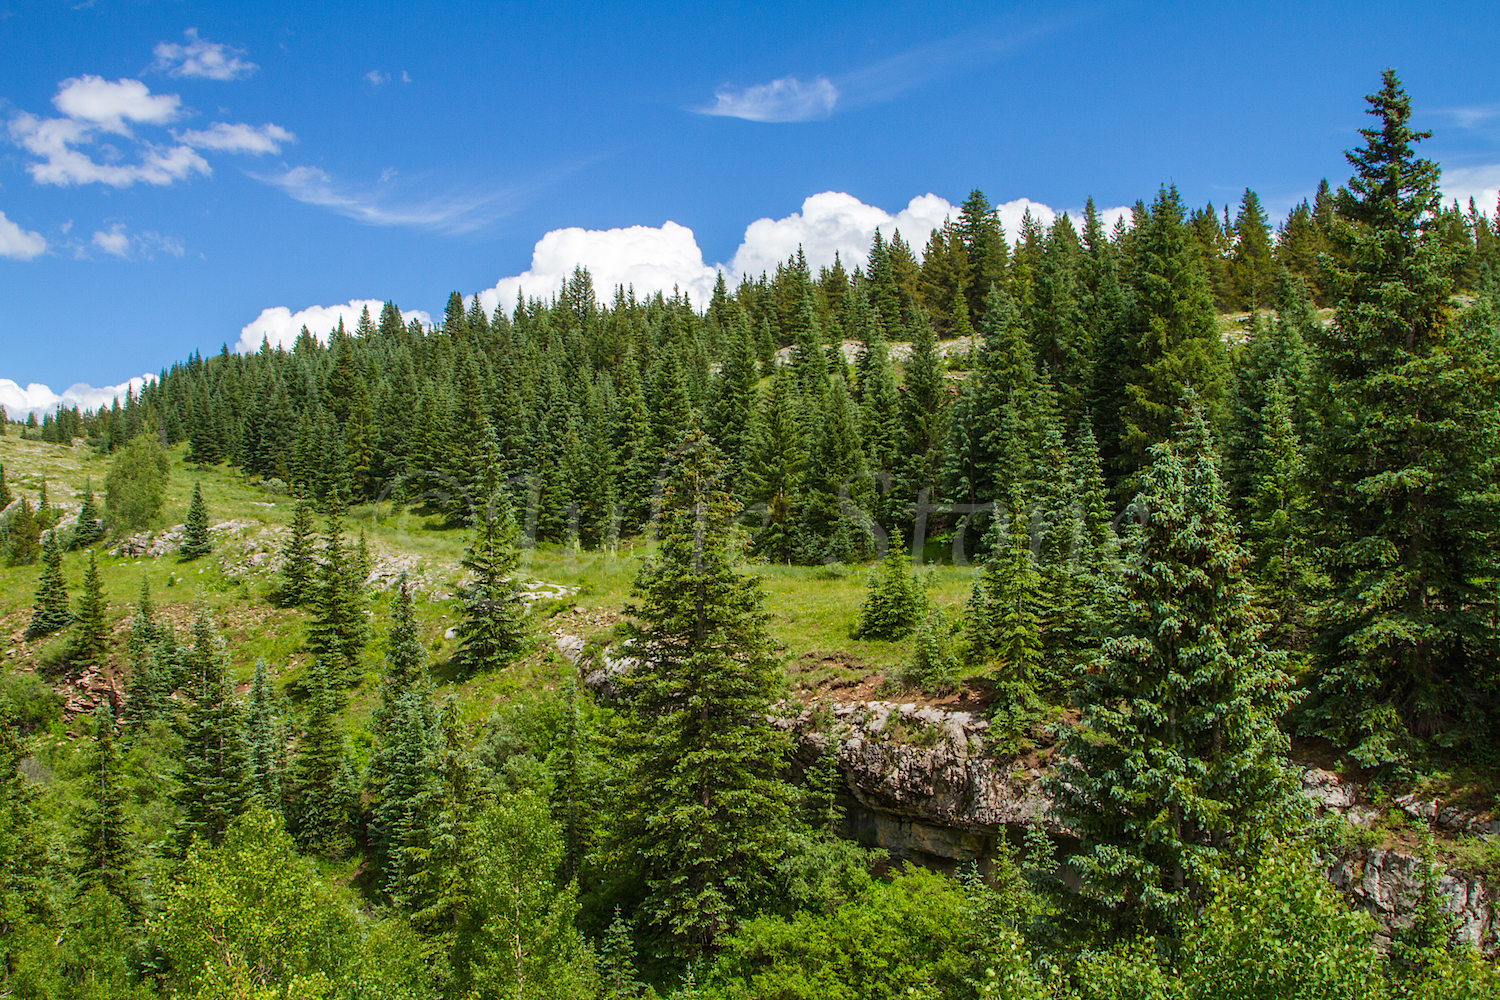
[695,20,1064,124]
[152,28,258,81]
[250,164,532,234]
[697,75,839,122]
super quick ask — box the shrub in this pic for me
[104,434,170,533]
[897,606,961,694]
[1181,844,1384,1000]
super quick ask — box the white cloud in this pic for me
[0,375,155,421]
[401,71,412,84]
[0,211,47,260]
[235,300,433,353]
[698,75,839,122]
[365,69,390,87]
[477,221,721,317]
[1441,163,1500,215]
[473,191,1134,315]
[92,226,130,257]
[9,111,211,188]
[90,224,184,260]
[152,28,257,81]
[52,76,180,135]
[729,191,951,279]
[177,121,295,155]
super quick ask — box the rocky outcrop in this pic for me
[781,699,1498,952]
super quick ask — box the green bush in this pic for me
[897,606,961,694]
[104,434,170,533]
[1181,845,1384,1000]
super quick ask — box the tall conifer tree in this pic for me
[27,529,71,638]
[1053,410,1301,932]
[611,426,793,954]
[1305,70,1500,757]
[174,610,250,849]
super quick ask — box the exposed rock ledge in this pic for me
[776,698,1498,953]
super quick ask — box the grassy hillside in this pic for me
[0,423,980,734]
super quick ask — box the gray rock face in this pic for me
[784,700,1498,951]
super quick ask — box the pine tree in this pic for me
[180,481,212,559]
[612,426,793,954]
[1052,410,1302,932]
[0,461,11,510]
[456,427,527,676]
[245,659,284,811]
[598,906,646,999]
[855,546,926,640]
[77,704,135,911]
[307,510,369,685]
[279,496,318,606]
[174,609,250,849]
[26,528,71,638]
[1305,70,1500,759]
[74,476,102,547]
[6,496,39,566]
[1230,188,1276,311]
[71,549,109,667]
[369,574,436,888]
[1247,378,1316,650]
[290,658,355,858]
[1114,186,1231,495]
[744,366,807,563]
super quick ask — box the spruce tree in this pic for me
[245,659,284,811]
[369,574,436,887]
[0,460,11,510]
[279,496,317,606]
[1052,410,1302,932]
[598,906,646,999]
[74,476,102,547]
[855,546,926,640]
[611,426,793,954]
[180,481,212,559]
[71,549,109,667]
[290,658,355,858]
[26,528,71,638]
[77,704,135,911]
[744,366,807,563]
[307,509,369,685]
[6,496,39,566]
[1305,70,1500,759]
[456,427,527,677]
[174,609,250,849]
[1247,378,1316,650]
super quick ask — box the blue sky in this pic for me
[2,0,1499,409]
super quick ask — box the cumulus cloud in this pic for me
[1442,163,1500,215]
[472,191,1133,316]
[235,300,433,353]
[729,191,953,278]
[52,76,181,135]
[0,211,47,260]
[90,224,185,260]
[177,121,295,155]
[477,221,721,317]
[152,28,257,81]
[8,111,211,187]
[698,75,839,122]
[0,375,155,421]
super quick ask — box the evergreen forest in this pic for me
[2,70,1499,999]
